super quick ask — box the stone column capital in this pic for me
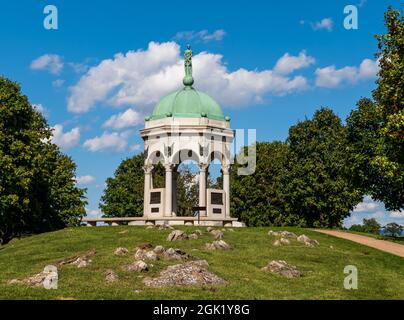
[164,163,175,172]
[221,164,231,174]
[143,164,154,174]
[198,162,209,172]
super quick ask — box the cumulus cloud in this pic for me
[174,29,226,42]
[273,51,315,75]
[85,208,101,217]
[311,18,333,31]
[51,124,80,150]
[30,54,64,75]
[315,58,379,88]
[390,210,404,218]
[76,175,96,185]
[103,108,143,130]
[67,42,311,113]
[32,103,46,114]
[352,196,379,212]
[83,130,132,152]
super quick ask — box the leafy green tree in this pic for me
[231,141,304,226]
[100,153,147,217]
[348,7,404,211]
[0,77,86,244]
[281,108,362,228]
[349,224,364,233]
[100,156,198,217]
[383,222,403,237]
[362,218,382,234]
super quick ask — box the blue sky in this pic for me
[1,0,402,227]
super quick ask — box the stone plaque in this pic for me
[211,192,223,205]
[150,191,161,204]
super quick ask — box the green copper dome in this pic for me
[148,45,226,122]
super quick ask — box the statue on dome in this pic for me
[183,44,194,87]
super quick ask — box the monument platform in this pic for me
[82,216,245,227]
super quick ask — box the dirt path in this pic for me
[314,229,404,258]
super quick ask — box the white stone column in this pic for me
[143,164,153,217]
[222,164,231,217]
[172,170,177,216]
[165,164,173,216]
[199,163,208,216]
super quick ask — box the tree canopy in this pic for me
[0,77,86,244]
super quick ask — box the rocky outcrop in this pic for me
[124,260,148,272]
[261,260,302,278]
[167,230,189,241]
[297,235,319,247]
[143,260,226,287]
[105,269,119,283]
[205,240,231,250]
[114,247,129,256]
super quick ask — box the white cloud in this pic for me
[32,103,46,114]
[52,79,65,87]
[51,124,80,150]
[69,62,89,74]
[390,210,404,218]
[76,175,96,185]
[67,41,310,113]
[85,208,101,217]
[30,54,64,75]
[273,51,315,75]
[174,29,226,42]
[103,108,143,130]
[315,58,379,88]
[352,196,379,212]
[311,18,333,31]
[83,131,132,152]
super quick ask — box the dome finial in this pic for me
[183,44,194,87]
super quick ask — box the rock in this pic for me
[228,228,235,232]
[261,260,302,278]
[143,260,226,287]
[105,269,119,283]
[297,235,319,247]
[167,230,188,241]
[124,260,148,272]
[158,224,172,230]
[268,230,281,236]
[207,227,214,232]
[297,234,310,243]
[205,240,231,250]
[280,237,290,245]
[146,225,154,229]
[72,257,92,268]
[118,230,128,234]
[163,248,191,261]
[273,240,281,246]
[194,229,203,236]
[280,231,297,238]
[114,247,129,256]
[57,249,96,268]
[189,233,199,240]
[211,230,224,240]
[8,265,58,288]
[137,243,153,250]
[153,245,165,254]
[135,249,158,261]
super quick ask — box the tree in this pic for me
[0,76,86,244]
[383,222,403,237]
[362,218,381,234]
[100,155,198,217]
[230,141,304,226]
[349,224,365,233]
[348,7,404,211]
[100,153,147,217]
[281,108,362,228]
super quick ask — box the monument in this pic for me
[138,45,242,227]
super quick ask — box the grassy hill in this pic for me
[0,226,403,300]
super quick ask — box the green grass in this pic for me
[0,226,403,300]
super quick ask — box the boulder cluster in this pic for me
[268,230,320,247]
